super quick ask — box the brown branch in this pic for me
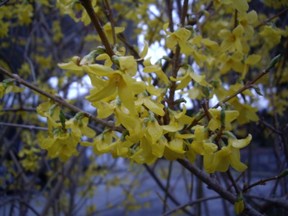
[80,0,114,58]
[0,122,47,130]
[163,195,221,216]
[242,171,287,193]
[40,157,78,216]
[102,0,116,45]
[256,8,288,29]
[163,161,173,214]
[167,0,189,108]
[177,159,265,216]
[0,66,121,131]
[143,164,193,216]
[246,195,288,210]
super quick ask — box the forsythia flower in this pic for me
[208,109,239,131]
[206,134,252,173]
[84,61,144,115]
[103,22,125,43]
[238,10,258,39]
[166,27,192,53]
[219,25,245,53]
[37,102,95,161]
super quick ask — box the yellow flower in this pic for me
[143,58,170,85]
[103,22,125,43]
[214,0,248,13]
[84,64,144,115]
[118,56,137,76]
[209,134,252,173]
[260,26,282,49]
[238,10,258,39]
[218,52,244,74]
[39,127,79,161]
[231,100,259,124]
[166,27,192,53]
[93,131,118,154]
[130,136,158,164]
[208,109,239,131]
[219,25,245,53]
[234,198,245,215]
[136,95,165,116]
[38,111,95,161]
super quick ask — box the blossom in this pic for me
[207,134,252,173]
[103,22,125,43]
[166,27,192,54]
[190,125,218,171]
[84,63,144,115]
[238,10,258,39]
[218,52,244,74]
[208,109,239,131]
[219,25,245,53]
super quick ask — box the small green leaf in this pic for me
[278,169,288,178]
[59,110,66,130]
[220,108,225,129]
[267,54,281,70]
[252,85,263,96]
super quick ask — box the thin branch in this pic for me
[143,164,193,216]
[0,0,9,7]
[102,0,116,45]
[0,122,47,130]
[2,107,36,112]
[163,195,221,216]
[256,8,288,29]
[246,195,288,210]
[177,159,264,216]
[242,171,287,193]
[0,66,122,131]
[0,198,40,216]
[79,0,114,58]
[162,161,173,214]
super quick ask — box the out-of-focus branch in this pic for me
[0,122,47,130]
[143,164,193,216]
[243,169,288,192]
[163,195,220,216]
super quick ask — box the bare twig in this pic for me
[163,161,173,214]
[0,122,47,130]
[102,0,116,45]
[163,195,221,216]
[242,170,288,192]
[143,164,193,216]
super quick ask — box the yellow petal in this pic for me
[86,80,117,102]
[143,98,165,116]
[152,137,166,158]
[118,56,137,76]
[232,0,248,13]
[147,120,163,143]
[213,146,231,172]
[230,148,247,172]
[139,41,149,59]
[245,54,261,65]
[229,134,252,149]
